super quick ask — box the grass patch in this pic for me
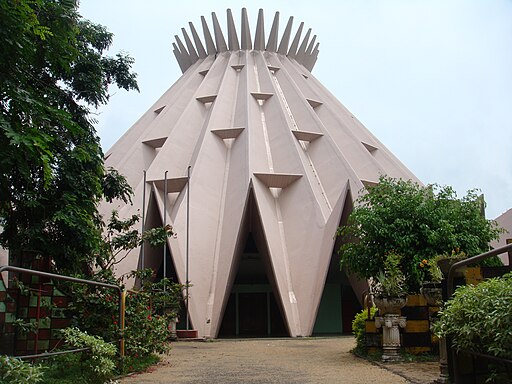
[40,353,93,384]
[352,347,383,362]
[352,347,438,364]
[37,352,160,384]
[400,351,438,363]
[118,354,161,376]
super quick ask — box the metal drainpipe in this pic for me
[141,170,146,270]
[163,171,168,309]
[186,165,191,330]
[35,285,41,354]
[120,290,126,358]
[507,239,512,266]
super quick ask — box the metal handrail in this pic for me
[0,265,125,359]
[447,242,512,297]
[17,347,90,360]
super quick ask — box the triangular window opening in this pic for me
[218,190,288,338]
[313,188,362,335]
[362,142,378,154]
[137,191,189,328]
[154,106,165,114]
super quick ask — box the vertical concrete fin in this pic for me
[296,28,311,64]
[266,11,279,52]
[226,9,240,51]
[254,9,265,51]
[201,16,217,55]
[288,22,304,58]
[305,43,320,71]
[305,35,316,56]
[189,22,207,59]
[240,8,252,50]
[172,44,188,73]
[212,11,228,52]
[278,16,293,54]
[174,36,192,70]
[182,28,199,63]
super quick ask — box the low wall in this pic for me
[0,268,71,356]
[364,294,438,355]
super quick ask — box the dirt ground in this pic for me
[120,337,440,384]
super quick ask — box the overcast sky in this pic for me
[79,0,512,219]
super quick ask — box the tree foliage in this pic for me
[337,176,501,292]
[0,0,138,272]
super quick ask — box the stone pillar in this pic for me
[168,317,178,341]
[375,314,407,362]
[432,337,450,383]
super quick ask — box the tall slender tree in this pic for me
[0,0,138,272]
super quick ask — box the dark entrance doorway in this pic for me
[239,292,267,335]
[312,252,361,335]
[313,188,361,335]
[218,233,287,337]
[141,191,190,330]
[219,288,287,337]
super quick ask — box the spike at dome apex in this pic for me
[172,8,320,73]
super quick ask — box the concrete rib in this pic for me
[288,22,304,58]
[254,9,265,51]
[226,9,240,51]
[278,16,293,54]
[240,8,252,50]
[212,12,228,52]
[189,22,207,59]
[201,16,217,55]
[266,12,280,52]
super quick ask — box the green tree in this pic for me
[337,176,501,292]
[0,0,138,272]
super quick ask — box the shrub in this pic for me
[0,355,44,384]
[65,269,183,358]
[352,306,378,354]
[124,289,173,357]
[67,284,120,346]
[61,327,117,383]
[434,272,512,359]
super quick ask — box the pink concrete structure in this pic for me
[492,208,512,265]
[100,9,419,338]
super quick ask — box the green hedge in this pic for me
[435,272,512,359]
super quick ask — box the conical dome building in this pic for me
[101,8,419,338]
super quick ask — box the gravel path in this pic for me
[120,337,438,384]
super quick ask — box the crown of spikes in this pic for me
[172,8,320,73]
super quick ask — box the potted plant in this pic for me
[371,251,409,361]
[418,256,443,306]
[371,252,408,315]
[435,248,468,277]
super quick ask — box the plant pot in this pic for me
[373,295,407,315]
[168,317,178,341]
[176,329,198,339]
[420,282,442,306]
[436,257,466,278]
